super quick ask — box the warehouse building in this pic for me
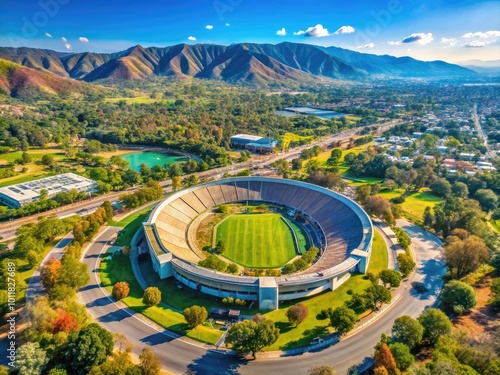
[0,173,98,208]
[230,134,278,153]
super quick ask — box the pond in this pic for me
[121,151,189,171]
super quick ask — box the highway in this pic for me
[78,218,445,375]
[0,120,401,241]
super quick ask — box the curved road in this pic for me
[79,218,445,375]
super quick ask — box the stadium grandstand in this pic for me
[143,177,372,310]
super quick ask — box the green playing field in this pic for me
[215,213,298,268]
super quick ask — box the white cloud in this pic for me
[45,32,52,38]
[64,43,72,50]
[225,23,230,26]
[187,36,197,41]
[61,37,67,42]
[440,37,457,47]
[276,28,286,36]
[294,24,330,37]
[388,41,401,46]
[206,25,213,30]
[79,37,89,43]
[463,40,496,48]
[462,30,500,39]
[401,32,433,46]
[335,25,355,34]
[356,43,374,49]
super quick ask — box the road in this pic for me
[79,218,445,375]
[0,120,402,241]
[472,104,494,159]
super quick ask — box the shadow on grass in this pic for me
[280,325,329,350]
[274,321,294,334]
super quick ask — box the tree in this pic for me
[214,239,225,254]
[430,179,452,198]
[327,148,343,167]
[183,305,208,328]
[14,235,44,258]
[272,158,289,176]
[286,303,309,326]
[63,323,114,375]
[27,250,41,269]
[374,344,398,375]
[474,189,498,212]
[102,201,114,221]
[440,280,476,312]
[15,342,47,375]
[112,282,130,300]
[59,254,89,289]
[40,258,62,290]
[444,235,490,278]
[389,342,414,371]
[355,185,371,205]
[364,196,392,220]
[379,269,402,288]
[329,305,357,335]
[172,175,181,191]
[52,308,79,333]
[143,287,161,307]
[391,315,424,349]
[139,347,161,375]
[364,284,392,310]
[417,308,452,344]
[308,364,336,375]
[225,319,279,357]
[41,154,55,166]
[451,182,469,199]
[397,254,416,278]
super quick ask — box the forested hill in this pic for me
[0,42,476,86]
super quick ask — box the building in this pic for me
[143,177,373,310]
[230,134,278,153]
[0,173,98,208]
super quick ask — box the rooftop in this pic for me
[0,172,97,203]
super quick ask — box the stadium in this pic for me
[142,177,373,310]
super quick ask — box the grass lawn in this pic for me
[281,132,314,149]
[111,207,154,246]
[216,213,297,268]
[104,96,167,104]
[100,252,222,344]
[0,148,66,165]
[263,228,388,350]
[376,188,443,219]
[283,217,309,254]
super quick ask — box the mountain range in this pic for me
[0,42,478,98]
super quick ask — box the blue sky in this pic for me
[0,0,499,62]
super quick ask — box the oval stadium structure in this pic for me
[143,177,373,310]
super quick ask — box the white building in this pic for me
[0,173,98,208]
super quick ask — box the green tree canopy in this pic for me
[225,319,279,357]
[418,308,452,344]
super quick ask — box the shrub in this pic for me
[286,303,309,326]
[112,282,130,300]
[143,287,161,307]
[183,305,208,328]
[227,263,238,274]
